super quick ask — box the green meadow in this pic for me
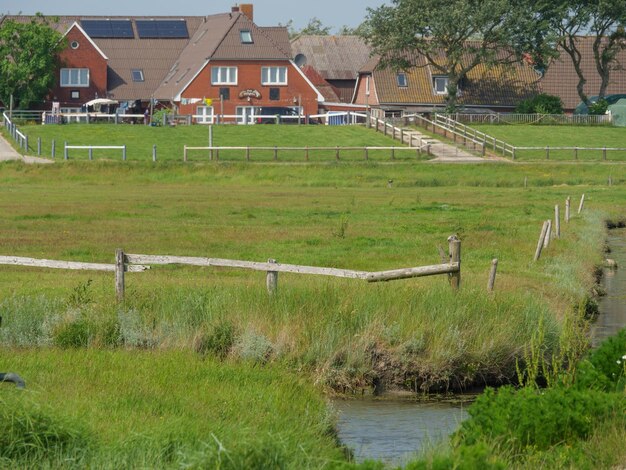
[472,124,626,161]
[0,123,625,467]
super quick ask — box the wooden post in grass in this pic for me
[64,142,68,160]
[603,147,607,161]
[488,259,498,292]
[336,146,340,161]
[364,147,369,160]
[448,235,461,290]
[574,147,578,160]
[305,146,309,161]
[546,146,550,160]
[122,145,127,161]
[578,194,585,214]
[246,146,250,161]
[608,175,612,187]
[565,197,571,223]
[274,146,278,161]
[555,205,561,238]
[524,176,528,188]
[534,220,550,261]
[51,140,56,159]
[266,258,278,295]
[544,220,552,248]
[152,145,157,162]
[183,146,188,162]
[37,137,41,156]
[89,148,93,160]
[391,146,395,160]
[115,248,125,302]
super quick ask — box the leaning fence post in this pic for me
[555,205,561,238]
[565,197,571,223]
[534,220,550,261]
[488,259,498,292]
[544,220,552,248]
[448,235,461,290]
[266,258,278,295]
[115,248,125,302]
[578,194,585,214]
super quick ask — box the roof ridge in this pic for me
[206,12,241,59]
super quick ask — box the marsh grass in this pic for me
[0,349,349,469]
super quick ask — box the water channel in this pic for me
[334,227,626,467]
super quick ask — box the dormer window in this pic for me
[433,76,449,95]
[240,30,253,44]
[397,73,408,87]
[131,69,145,82]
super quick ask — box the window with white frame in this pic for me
[365,76,370,96]
[60,68,89,87]
[196,106,214,124]
[261,66,287,85]
[211,66,237,85]
[240,30,253,44]
[433,76,449,95]
[396,72,408,87]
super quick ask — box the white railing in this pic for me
[3,112,29,151]
[443,113,612,126]
[64,144,127,161]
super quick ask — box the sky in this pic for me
[1,1,388,32]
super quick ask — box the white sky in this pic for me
[1,0,387,32]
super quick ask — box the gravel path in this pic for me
[0,132,53,164]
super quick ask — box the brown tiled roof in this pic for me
[541,37,626,109]
[301,65,341,102]
[366,49,541,108]
[154,13,292,100]
[291,35,371,80]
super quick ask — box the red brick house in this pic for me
[5,5,325,121]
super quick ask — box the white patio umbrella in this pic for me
[84,98,119,107]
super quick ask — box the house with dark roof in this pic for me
[291,35,372,104]
[4,5,325,122]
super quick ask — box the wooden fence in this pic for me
[443,113,612,126]
[0,237,461,301]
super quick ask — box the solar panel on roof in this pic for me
[81,20,133,38]
[136,20,188,39]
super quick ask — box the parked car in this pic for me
[255,107,300,124]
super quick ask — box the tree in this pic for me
[542,0,626,107]
[282,17,332,39]
[338,22,371,37]
[364,0,550,111]
[0,14,64,109]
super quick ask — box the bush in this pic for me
[515,94,564,114]
[575,328,626,392]
[588,99,608,116]
[456,386,623,451]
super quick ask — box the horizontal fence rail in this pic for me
[64,144,127,161]
[0,236,461,300]
[446,113,612,126]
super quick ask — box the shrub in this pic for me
[575,328,626,392]
[194,320,236,359]
[515,94,564,114]
[456,386,623,451]
[588,99,608,116]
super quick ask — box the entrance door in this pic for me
[236,106,256,125]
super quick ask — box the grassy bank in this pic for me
[1,161,622,392]
[4,124,413,162]
[0,349,349,468]
[472,125,626,161]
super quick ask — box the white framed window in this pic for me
[196,105,214,124]
[261,66,287,85]
[60,68,89,87]
[211,66,237,85]
[433,76,449,95]
[365,76,370,96]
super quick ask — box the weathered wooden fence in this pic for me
[0,237,461,301]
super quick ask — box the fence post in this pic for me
[578,194,585,214]
[335,146,340,161]
[184,145,188,162]
[546,146,550,160]
[51,140,56,159]
[364,147,369,160]
[534,220,550,261]
[37,137,41,156]
[384,121,388,136]
[488,259,498,293]
[152,144,157,162]
[544,220,552,248]
[64,142,68,160]
[274,146,278,161]
[603,147,607,161]
[89,147,93,161]
[115,248,125,302]
[24,135,28,152]
[512,147,516,160]
[574,147,578,160]
[565,197,571,223]
[122,145,127,161]
[448,235,461,291]
[266,259,278,295]
[246,146,250,161]
[555,205,561,238]
[305,146,309,161]
[608,175,612,187]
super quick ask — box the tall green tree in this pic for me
[542,0,626,107]
[282,17,332,39]
[364,0,551,111]
[0,14,64,109]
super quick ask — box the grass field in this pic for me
[1,123,625,467]
[7,124,420,162]
[472,124,626,161]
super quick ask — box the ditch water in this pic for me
[592,227,626,346]
[334,228,626,467]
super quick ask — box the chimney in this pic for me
[231,5,240,14]
[240,4,254,21]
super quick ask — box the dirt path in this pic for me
[0,133,53,164]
